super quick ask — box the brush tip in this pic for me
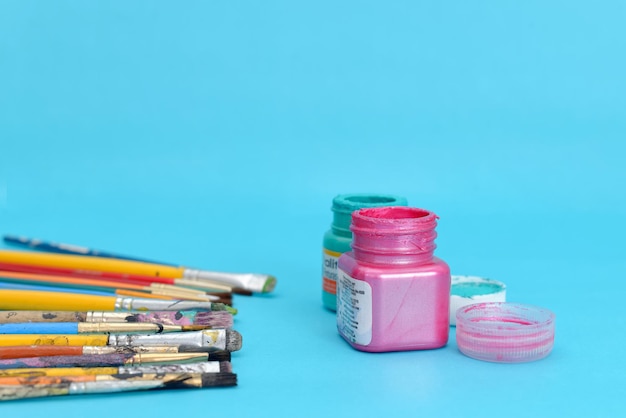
[210,302,237,315]
[193,311,234,328]
[201,372,237,387]
[262,275,277,293]
[226,330,242,352]
[207,350,231,362]
[219,361,233,373]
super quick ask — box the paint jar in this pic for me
[337,206,450,352]
[322,194,408,311]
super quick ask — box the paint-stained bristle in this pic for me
[207,350,231,362]
[218,361,232,373]
[213,303,238,315]
[200,372,237,387]
[262,275,277,293]
[225,330,242,352]
[194,311,234,328]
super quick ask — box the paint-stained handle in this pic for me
[0,311,85,324]
[0,353,130,369]
[0,334,109,347]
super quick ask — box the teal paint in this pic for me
[451,281,505,298]
[322,194,408,311]
[449,276,507,326]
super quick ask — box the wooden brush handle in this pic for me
[0,345,83,359]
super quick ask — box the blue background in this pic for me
[1,1,624,416]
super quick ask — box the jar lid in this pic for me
[332,194,407,214]
[450,275,506,326]
[456,302,556,363]
[330,194,409,233]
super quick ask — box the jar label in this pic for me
[337,269,372,345]
[322,248,341,295]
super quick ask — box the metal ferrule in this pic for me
[148,283,210,295]
[81,345,183,354]
[126,346,183,354]
[108,329,226,350]
[174,279,233,292]
[85,312,133,323]
[116,361,221,375]
[183,269,267,292]
[113,297,216,311]
[148,289,216,302]
[97,373,199,384]
[77,323,181,333]
[122,352,207,365]
[68,380,164,395]
[82,346,119,355]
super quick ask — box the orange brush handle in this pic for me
[0,345,84,359]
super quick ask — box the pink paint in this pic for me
[336,206,450,352]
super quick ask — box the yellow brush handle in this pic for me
[0,366,120,377]
[0,334,109,347]
[0,250,184,278]
[0,290,118,311]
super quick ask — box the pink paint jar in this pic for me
[337,206,450,352]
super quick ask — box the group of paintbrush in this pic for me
[0,299,241,400]
[0,301,241,401]
[0,307,239,358]
[0,235,274,401]
[1,235,277,294]
[0,270,235,304]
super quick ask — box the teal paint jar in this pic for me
[322,193,408,311]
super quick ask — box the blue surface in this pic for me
[1,1,624,415]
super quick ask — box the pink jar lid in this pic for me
[456,302,555,363]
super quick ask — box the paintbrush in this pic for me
[0,280,144,297]
[0,360,231,378]
[0,281,233,304]
[0,372,238,401]
[3,235,177,265]
[0,270,227,302]
[0,370,236,386]
[0,346,231,361]
[3,235,273,293]
[0,289,237,314]
[0,328,243,352]
[0,310,234,328]
[0,261,252,295]
[0,352,212,369]
[0,249,275,293]
[0,322,209,334]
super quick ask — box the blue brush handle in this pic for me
[3,235,175,266]
[0,322,79,334]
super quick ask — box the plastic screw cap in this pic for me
[456,302,555,363]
